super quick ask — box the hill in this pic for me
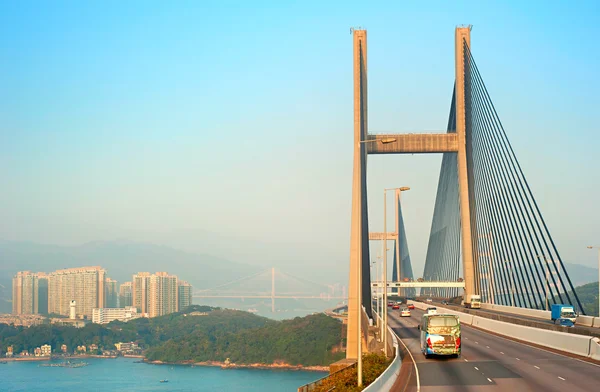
[0,306,344,367]
[575,281,599,317]
[144,312,344,366]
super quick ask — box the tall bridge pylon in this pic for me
[346,27,585,360]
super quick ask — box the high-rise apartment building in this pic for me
[132,272,151,314]
[105,278,118,308]
[133,272,178,318]
[178,281,193,311]
[119,282,133,307]
[48,266,106,319]
[12,271,39,314]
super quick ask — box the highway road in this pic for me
[425,300,600,338]
[389,308,600,391]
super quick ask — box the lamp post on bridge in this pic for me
[355,137,396,386]
[383,186,410,357]
[586,246,600,317]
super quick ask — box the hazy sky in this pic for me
[1,1,599,282]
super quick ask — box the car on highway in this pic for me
[388,301,394,307]
[401,308,411,317]
[426,298,433,303]
[407,304,415,310]
[441,300,448,305]
[555,318,575,327]
[426,307,437,315]
[392,304,400,310]
[419,314,461,358]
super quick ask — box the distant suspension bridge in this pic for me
[193,268,347,312]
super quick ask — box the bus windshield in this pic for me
[427,316,460,335]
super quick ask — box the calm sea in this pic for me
[0,357,325,391]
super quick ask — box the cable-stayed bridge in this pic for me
[193,268,346,312]
[344,26,594,387]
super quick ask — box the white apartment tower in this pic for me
[133,272,178,318]
[48,266,106,319]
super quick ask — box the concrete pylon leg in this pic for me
[347,29,368,360]
[455,26,477,305]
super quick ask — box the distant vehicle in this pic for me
[426,307,437,315]
[426,298,433,303]
[441,300,448,305]
[555,318,575,328]
[466,295,481,309]
[551,304,577,324]
[420,314,461,358]
[408,304,415,310]
[392,304,400,310]
[401,308,411,317]
[388,301,394,307]
[160,379,169,383]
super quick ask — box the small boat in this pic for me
[159,379,169,383]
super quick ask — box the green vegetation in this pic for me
[145,312,345,365]
[575,282,599,317]
[0,306,345,366]
[312,353,391,392]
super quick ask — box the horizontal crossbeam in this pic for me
[369,232,397,240]
[366,133,458,154]
[371,281,466,288]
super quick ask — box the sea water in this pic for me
[0,357,325,391]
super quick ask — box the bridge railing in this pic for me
[363,320,402,391]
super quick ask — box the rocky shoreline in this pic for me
[146,359,328,372]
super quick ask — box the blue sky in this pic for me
[1,1,599,281]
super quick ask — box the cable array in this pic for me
[422,42,585,313]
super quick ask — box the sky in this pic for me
[1,1,599,283]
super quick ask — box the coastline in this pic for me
[0,357,50,362]
[146,359,328,372]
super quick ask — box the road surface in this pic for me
[389,308,600,391]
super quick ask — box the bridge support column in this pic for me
[455,26,478,305]
[347,29,369,360]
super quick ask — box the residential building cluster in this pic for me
[3,341,141,358]
[9,267,193,325]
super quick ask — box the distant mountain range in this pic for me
[0,240,261,293]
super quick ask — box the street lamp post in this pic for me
[355,137,396,386]
[383,186,410,357]
[536,255,550,310]
[587,246,600,317]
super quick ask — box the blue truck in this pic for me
[551,304,577,324]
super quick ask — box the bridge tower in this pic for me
[346,27,479,359]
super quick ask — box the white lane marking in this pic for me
[500,352,504,355]
[464,358,468,362]
[475,341,479,344]
[534,366,540,369]
[474,366,479,370]
[487,378,493,383]
[558,377,566,381]
[516,358,521,361]
[486,346,490,348]
[465,337,469,340]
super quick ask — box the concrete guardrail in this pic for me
[409,300,600,361]
[363,323,402,392]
